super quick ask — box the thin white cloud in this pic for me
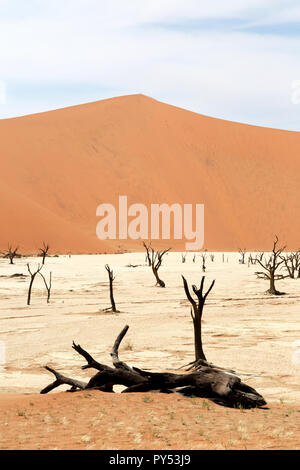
[0,1,299,129]
[0,1,276,23]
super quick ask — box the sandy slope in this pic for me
[0,392,299,450]
[0,94,300,253]
[0,95,300,253]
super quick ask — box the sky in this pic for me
[0,0,300,130]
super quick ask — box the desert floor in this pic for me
[0,252,299,450]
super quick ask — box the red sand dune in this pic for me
[0,94,299,253]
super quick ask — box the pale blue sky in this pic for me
[0,0,300,130]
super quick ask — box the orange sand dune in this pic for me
[0,94,299,253]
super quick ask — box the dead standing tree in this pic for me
[142,242,152,266]
[255,236,286,295]
[38,242,50,265]
[247,254,255,266]
[280,251,300,279]
[150,248,171,288]
[182,275,215,362]
[103,264,119,313]
[39,271,52,303]
[200,254,206,272]
[27,263,43,305]
[41,325,266,409]
[257,252,264,262]
[1,245,20,264]
[238,249,246,264]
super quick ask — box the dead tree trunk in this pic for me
[182,275,215,362]
[39,271,52,303]
[248,254,255,266]
[38,242,50,265]
[150,248,171,288]
[280,251,300,279]
[103,264,119,313]
[41,325,266,409]
[1,245,20,264]
[41,366,87,394]
[142,242,152,266]
[201,254,206,272]
[255,236,286,295]
[239,249,246,264]
[27,263,43,305]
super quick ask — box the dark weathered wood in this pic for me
[72,341,111,371]
[182,275,215,362]
[255,235,286,295]
[150,248,171,288]
[280,250,300,279]
[1,245,20,264]
[41,329,146,393]
[143,242,152,266]
[181,358,236,375]
[38,242,50,265]
[39,271,52,303]
[40,366,87,394]
[110,325,133,371]
[27,263,43,306]
[238,248,246,264]
[201,254,206,272]
[41,325,266,409]
[103,264,119,312]
[124,367,266,408]
[72,333,145,387]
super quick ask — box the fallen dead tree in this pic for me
[41,325,266,409]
